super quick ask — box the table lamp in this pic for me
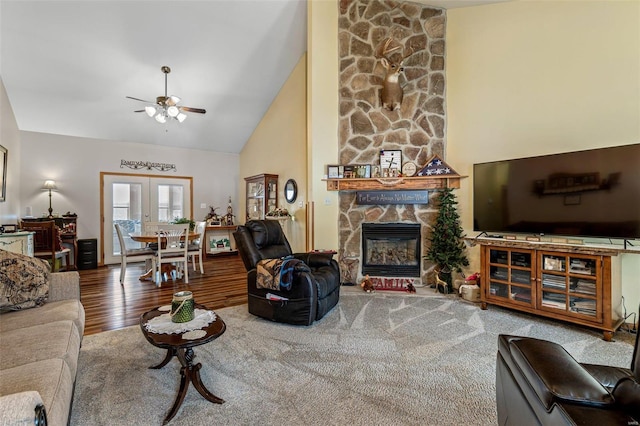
[42,180,57,218]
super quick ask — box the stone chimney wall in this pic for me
[337,0,446,285]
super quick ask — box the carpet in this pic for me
[70,287,635,426]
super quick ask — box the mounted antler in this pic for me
[377,37,414,111]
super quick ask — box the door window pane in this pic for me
[157,184,184,221]
[112,183,143,255]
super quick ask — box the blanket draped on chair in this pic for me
[256,256,309,291]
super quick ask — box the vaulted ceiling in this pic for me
[1,0,507,153]
[1,0,307,153]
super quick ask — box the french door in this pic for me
[101,173,192,265]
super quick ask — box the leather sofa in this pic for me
[496,333,639,425]
[233,220,340,325]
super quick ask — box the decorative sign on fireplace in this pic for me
[356,190,429,205]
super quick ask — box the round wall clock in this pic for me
[402,162,417,177]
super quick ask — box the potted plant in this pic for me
[171,217,195,232]
[425,188,469,292]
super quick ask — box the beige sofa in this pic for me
[0,271,85,426]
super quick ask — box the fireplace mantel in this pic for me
[324,175,466,191]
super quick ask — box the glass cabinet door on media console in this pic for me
[245,174,278,220]
[538,252,602,321]
[485,247,535,307]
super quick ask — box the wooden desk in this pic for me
[21,216,78,269]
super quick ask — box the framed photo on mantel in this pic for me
[380,149,402,177]
[327,165,340,179]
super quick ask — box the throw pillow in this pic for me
[0,249,50,311]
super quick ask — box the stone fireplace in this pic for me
[337,1,446,286]
[361,223,421,277]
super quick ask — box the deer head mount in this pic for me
[376,38,415,111]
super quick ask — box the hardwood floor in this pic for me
[78,254,248,335]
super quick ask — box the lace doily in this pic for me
[144,308,217,335]
[182,330,207,340]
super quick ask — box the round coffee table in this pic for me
[139,304,226,425]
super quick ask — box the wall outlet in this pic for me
[324,198,331,205]
[298,201,303,208]
[200,203,207,209]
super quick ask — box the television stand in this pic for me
[473,238,624,341]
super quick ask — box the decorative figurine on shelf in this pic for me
[205,206,221,226]
[266,207,292,219]
[360,274,375,293]
[222,196,235,226]
[406,282,416,293]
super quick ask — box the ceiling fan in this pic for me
[126,66,206,123]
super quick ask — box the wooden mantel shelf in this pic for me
[323,175,466,191]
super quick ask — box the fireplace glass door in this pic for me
[361,223,421,277]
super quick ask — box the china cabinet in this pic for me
[245,174,278,220]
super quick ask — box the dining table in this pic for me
[128,232,200,245]
[129,232,200,281]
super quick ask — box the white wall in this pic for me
[20,131,239,263]
[447,1,640,314]
[0,78,22,223]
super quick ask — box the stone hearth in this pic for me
[338,0,446,285]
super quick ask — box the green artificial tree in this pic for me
[425,188,469,291]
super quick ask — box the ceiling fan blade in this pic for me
[134,110,145,113]
[126,96,155,104]
[180,106,206,114]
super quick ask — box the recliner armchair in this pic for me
[233,220,340,325]
[496,332,640,425]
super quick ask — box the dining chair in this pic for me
[141,221,169,250]
[114,223,154,285]
[152,223,189,287]
[20,220,70,272]
[187,221,206,274]
[143,221,167,235]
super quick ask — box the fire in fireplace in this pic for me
[361,223,421,277]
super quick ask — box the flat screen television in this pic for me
[473,144,640,240]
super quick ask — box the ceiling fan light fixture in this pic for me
[128,66,205,125]
[144,106,157,117]
[167,105,180,117]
